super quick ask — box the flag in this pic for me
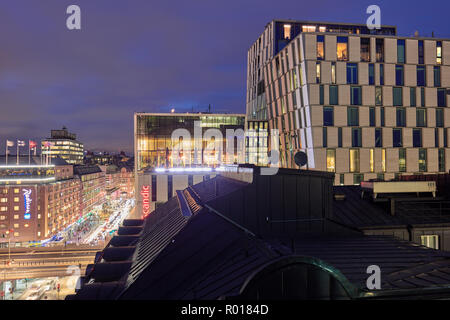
[6,140,14,147]
[43,141,54,148]
[17,140,25,147]
[29,141,37,149]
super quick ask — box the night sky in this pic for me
[0,0,449,154]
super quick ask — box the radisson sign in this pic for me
[23,188,32,220]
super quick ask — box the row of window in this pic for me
[317,36,443,65]
[318,85,447,107]
[326,148,446,174]
[323,106,445,128]
[323,125,448,149]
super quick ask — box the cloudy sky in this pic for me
[0,0,449,154]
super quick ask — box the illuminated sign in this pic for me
[141,185,150,218]
[23,189,32,220]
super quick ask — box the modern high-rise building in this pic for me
[42,127,84,165]
[247,20,450,185]
[134,112,245,214]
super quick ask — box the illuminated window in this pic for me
[317,35,324,60]
[37,231,41,237]
[349,149,360,173]
[13,197,19,203]
[316,62,321,83]
[376,39,384,62]
[331,62,336,84]
[419,148,427,172]
[421,235,439,250]
[0,198,7,203]
[14,232,19,237]
[370,149,374,173]
[0,216,5,220]
[382,149,386,172]
[14,206,19,211]
[337,37,348,61]
[13,224,19,228]
[24,224,29,228]
[399,148,406,172]
[437,41,442,65]
[319,26,326,32]
[375,86,383,106]
[326,149,336,173]
[14,189,19,194]
[14,215,19,219]
[283,24,291,39]
[302,25,316,33]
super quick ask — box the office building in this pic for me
[247,20,450,185]
[134,113,245,214]
[42,127,84,165]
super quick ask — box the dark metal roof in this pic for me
[333,186,450,228]
[73,164,103,175]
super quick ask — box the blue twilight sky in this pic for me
[0,0,449,154]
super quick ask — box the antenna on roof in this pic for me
[208,104,211,113]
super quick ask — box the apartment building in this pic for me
[247,20,450,185]
[42,127,84,165]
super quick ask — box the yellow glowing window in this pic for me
[0,216,5,220]
[319,26,326,32]
[14,206,19,211]
[349,149,360,173]
[327,149,336,173]
[14,189,19,194]
[382,149,386,172]
[370,149,374,173]
[337,39,348,61]
[283,24,291,40]
[0,198,7,203]
[14,215,19,219]
[13,197,19,202]
[13,224,19,228]
[14,232,19,237]
[302,25,316,32]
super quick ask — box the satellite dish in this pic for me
[294,151,308,168]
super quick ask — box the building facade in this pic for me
[134,113,245,215]
[247,20,450,185]
[0,157,81,247]
[73,165,106,216]
[42,127,84,165]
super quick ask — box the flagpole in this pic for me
[16,141,19,165]
[5,141,7,166]
[28,141,31,165]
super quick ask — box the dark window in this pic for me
[446,129,448,148]
[323,127,328,147]
[418,40,424,64]
[439,149,445,172]
[151,175,157,202]
[437,108,444,127]
[379,64,384,85]
[438,88,447,107]
[188,175,193,186]
[352,128,362,147]
[421,87,425,107]
[168,175,173,199]
[361,38,370,62]
[323,107,334,126]
[347,107,359,126]
[395,65,404,86]
[329,85,338,105]
[396,108,406,127]
[340,174,344,185]
[338,127,343,147]
[434,66,441,87]
[347,63,358,84]
[350,86,362,105]
[369,107,376,127]
[354,174,364,185]
[397,39,405,63]
[419,148,427,172]
[416,108,427,127]
[375,128,383,147]
[393,87,403,106]
[381,107,385,127]
[435,128,440,148]
[376,38,384,62]
[417,66,426,87]
[410,87,416,107]
[393,128,403,147]
[368,64,375,85]
[413,129,422,147]
[319,85,324,105]
[375,86,383,105]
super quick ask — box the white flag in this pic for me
[17,140,25,147]
[6,140,14,147]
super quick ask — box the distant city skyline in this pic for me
[0,0,449,154]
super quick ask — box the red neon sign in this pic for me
[141,185,150,218]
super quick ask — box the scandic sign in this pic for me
[141,185,150,218]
